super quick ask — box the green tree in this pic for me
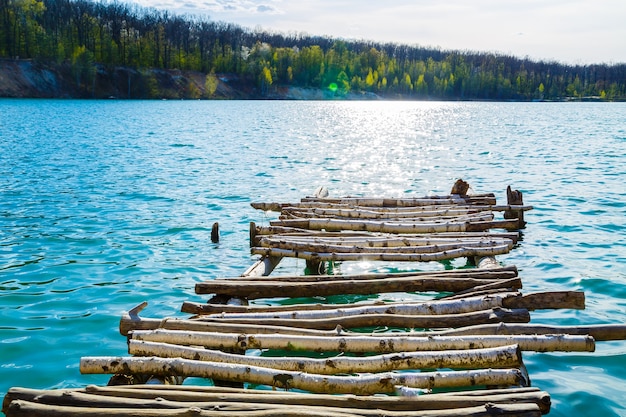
[204,71,218,97]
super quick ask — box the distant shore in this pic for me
[0,59,616,101]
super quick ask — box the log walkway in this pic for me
[3,180,625,417]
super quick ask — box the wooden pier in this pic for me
[3,180,626,416]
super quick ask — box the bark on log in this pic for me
[269,218,521,233]
[298,194,498,207]
[194,276,523,299]
[80,356,524,394]
[256,238,512,254]
[130,330,594,353]
[258,235,512,248]
[437,322,626,341]
[120,306,345,337]
[194,293,522,319]
[221,265,519,282]
[281,205,532,221]
[188,292,583,319]
[2,385,550,414]
[3,399,543,417]
[192,308,530,330]
[128,341,522,373]
[241,255,282,277]
[251,245,513,263]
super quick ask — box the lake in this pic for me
[1,99,625,416]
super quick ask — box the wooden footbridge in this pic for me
[3,180,626,417]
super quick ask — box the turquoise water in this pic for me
[1,99,625,416]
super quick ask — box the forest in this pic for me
[1,0,625,100]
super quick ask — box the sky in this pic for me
[132,0,626,65]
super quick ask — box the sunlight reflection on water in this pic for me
[0,99,625,416]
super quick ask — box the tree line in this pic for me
[1,0,625,100]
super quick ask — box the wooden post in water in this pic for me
[505,186,526,228]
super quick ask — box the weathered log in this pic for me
[252,194,499,212]
[505,186,526,228]
[437,322,626,341]
[2,385,550,414]
[258,234,513,250]
[222,265,519,282]
[252,244,513,263]
[252,226,521,244]
[501,291,585,310]
[128,341,522,373]
[130,329,594,353]
[269,218,521,233]
[80,356,524,394]
[2,399,544,417]
[281,205,533,221]
[210,222,219,243]
[299,194,498,206]
[3,400,363,417]
[195,275,522,298]
[185,291,583,318]
[188,293,520,318]
[193,308,530,330]
[256,238,512,255]
[120,303,344,337]
[241,255,282,277]
[281,210,497,223]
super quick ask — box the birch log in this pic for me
[257,235,513,248]
[130,330,595,353]
[269,218,520,233]
[437,322,626,341]
[80,356,523,394]
[120,310,344,337]
[198,293,522,319]
[128,341,522,373]
[193,308,530,330]
[251,245,513,262]
[190,292,583,319]
[222,265,519,282]
[255,239,512,255]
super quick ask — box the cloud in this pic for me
[256,4,279,14]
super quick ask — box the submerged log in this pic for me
[130,329,595,353]
[128,341,522,374]
[194,276,523,299]
[80,356,524,394]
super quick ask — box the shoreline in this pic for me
[1,59,619,102]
